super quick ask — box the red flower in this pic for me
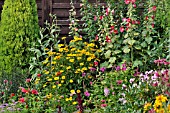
[125,0,131,4]
[100,15,103,20]
[152,23,154,28]
[56,71,62,76]
[131,0,136,4]
[106,36,111,43]
[19,97,25,103]
[101,104,107,107]
[110,25,114,30]
[120,26,124,32]
[21,87,29,93]
[151,15,155,20]
[145,16,149,20]
[113,29,118,34]
[94,61,98,66]
[37,74,41,77]
[26,78,31,83]
[95,35,99,40]
[136,20,140,24]
[133,3,136,8]
[126,18,131,23]
[116,80,123,85]
[10,93,15,98]
[106,8,109,16]
[31,89,38,95]
[152,6,157,11]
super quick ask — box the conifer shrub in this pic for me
[0,0,40,75]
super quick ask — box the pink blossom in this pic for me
[31,89,38,95]
[95,35,99,40]
[133,3,136,8]
[101,104,107,107]
[117,80,123,85]
[104,87,110,96]
[101,100,106,103]
[113,29,118,34]
[125,0,131,4]
[120,26,124,32]
[26,78,31,83]
[122,18,127,22]
[82,72,86,77]
[152,6,157,11]
[94,16,97,21]
[19,97,25,103]
[129,78,135,83]
[84,91,90,97]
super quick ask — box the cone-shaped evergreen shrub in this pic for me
[0,0,40,74]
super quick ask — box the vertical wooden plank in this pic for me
[41,0,45,27]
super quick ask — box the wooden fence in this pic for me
[0,0,105,36]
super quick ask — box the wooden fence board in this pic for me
[0,0,106,36]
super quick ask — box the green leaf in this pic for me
[123,46,130,53]
[128,39,136,46]
[141,42,147,47]
[113,50,121,54]
[133,60,143,67]
[134,45,141,50]
[100,61,109,68]
[104,50,111,58]
[145,37,153,44]
[109,57,116,63]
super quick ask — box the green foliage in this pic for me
[0,0,40,75]
[80,0,169,71]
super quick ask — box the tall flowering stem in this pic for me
[77,93,83,113]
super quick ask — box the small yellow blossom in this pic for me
[61,80,64,83]
[58,84,62,87]
[46,93,52,99]
[70,90,75,94]
[167,104,170,111]
[82,67,87,71]
[52,85,56,89]
[65,98,69,101]
[62,76,66,79]
[58,44,64,48]
[70,79,73,83]
[54,77,59,80]
[87,57,92,61]
[60,70,64,73]
[76,90,81,93]
[47,78,52,81]
[72,101,77,105]
[69,59,75,62]
[144,103,152,111]
[77,57,82,60]
[69,97,72,101]
[61,37,67,40]
[66,66,71,70]
[80,63,84,66]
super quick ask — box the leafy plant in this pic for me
[0,0,40,75]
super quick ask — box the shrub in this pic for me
[0,0,40,75]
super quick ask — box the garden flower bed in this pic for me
[0,0,170,113]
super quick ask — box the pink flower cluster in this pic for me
[124,0,136,4]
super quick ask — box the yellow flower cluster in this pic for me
[144,103,152,111]
[153,95,169,113]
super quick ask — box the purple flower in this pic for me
[121,63,127,71]
[115,66,121,71]
[90,67,96,71]
[84,91,90,97]
[100,67,106,72]
[82,72,86,77]
[104,87,110,96]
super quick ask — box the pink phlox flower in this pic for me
[104,87,110,97]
